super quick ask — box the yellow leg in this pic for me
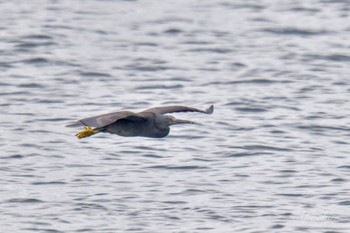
[75,126,100,139]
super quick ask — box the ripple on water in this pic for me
[6,198,44,204]
[262,27,332,36]
[145,165,209,170]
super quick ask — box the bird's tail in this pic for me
[75,126,101,139]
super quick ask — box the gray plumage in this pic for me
[67,105,214,139]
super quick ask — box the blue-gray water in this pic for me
[1,0,350,232]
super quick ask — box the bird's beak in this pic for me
[170,118,196,125]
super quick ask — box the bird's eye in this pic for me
[168,116,175,122]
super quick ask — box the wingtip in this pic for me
[66,120,88,128]
[206,105,214,114]
[66,121,80,127]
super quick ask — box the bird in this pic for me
[67,105,214,139]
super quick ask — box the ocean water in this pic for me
[1,0,350,232]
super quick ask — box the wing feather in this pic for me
[141,105,214,115]
[67,111,145,128]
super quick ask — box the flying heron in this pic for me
[67,105,214,139]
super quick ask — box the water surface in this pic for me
[1,0,350,232]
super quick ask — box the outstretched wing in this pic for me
[141,105,214,115]
[66,111,145,128]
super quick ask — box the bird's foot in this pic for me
[75,126,99,139]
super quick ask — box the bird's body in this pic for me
[104,112,170,138]
[67,105,214,139]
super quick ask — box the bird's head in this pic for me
[166,115,195,126]
[154,115,195,129]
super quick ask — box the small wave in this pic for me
[206,79,291,86]
[331,178,346,182]
[298,125,350,132]
[164,28,183,34]
[31,181,66,185]
[221,2,265,10]
[303,54,350,62]
[22,34,53,40]
[0,91,30,96]
[22,57,50,64]
[162,201,187,204]
[18,57,74,67]
[241,145,292,152]
[0,81,11,86]
[180,188,206,194]
[35,99,64,104]
[134,42,158,47]
[135,84,183,90]
[6,198,44,203]
[235,107,267,113]
[15,41,56,49]
[338,201,350,206]
[22,227,63,233]
[271,224,285,229]
[141,154,163,158]
[0,154,23,159]
[230,79,292,85]
[289,7,320,13]
[79,72,112,78]
[276,193,305,197]
[123,64,171,72]
[262,27,331,36]
[74,203,108,211]
[18,83,45,88]
[187,47,233,54]
[226,152,273,157]
[182,40,211,45]
[146,165,208,170]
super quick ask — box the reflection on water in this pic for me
[1,0,350,232]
